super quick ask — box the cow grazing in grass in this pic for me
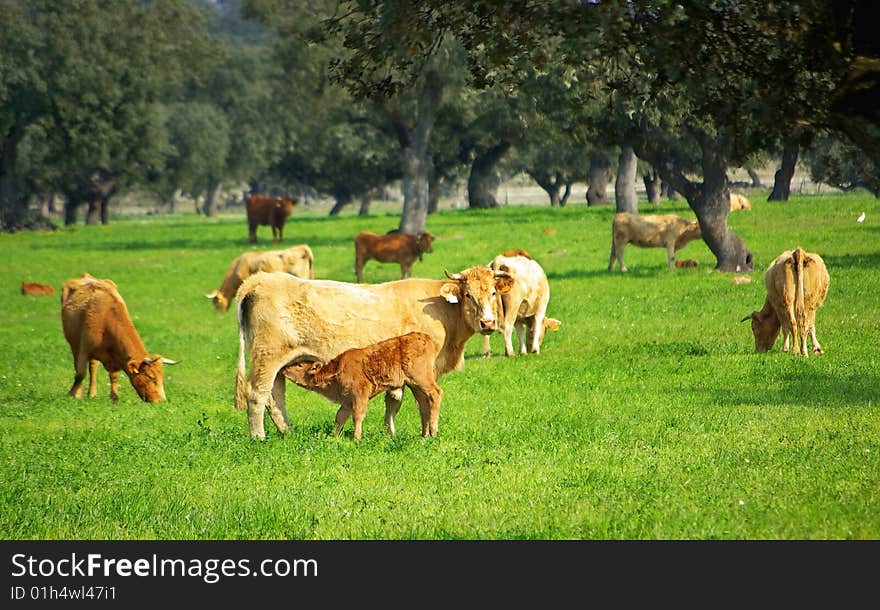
[282,332,442,439]
[205,244,314,313]
[21,281,55,296]
[608,212,702,272]
[730,193,752,211]
[60,273,180,402]
[482,252,554,357]
[354,231,435,282]
[234,266,512,439]
[246,194,297,244]
[742,246,830,356]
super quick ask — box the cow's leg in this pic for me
[614,239,628,272]
[334,403,353,436]
[782,306,798,355]
[108,368,121,403]
[265,373,290,434]
[808,311,824,354]
[355,255,365,283]
[351,395,369,441]
[667,243,676,269]
[246,367,278,440]
[400,262,411,279]
[248,225,257,244]
[515,319,528,355]
[502,306,518,357]
[383,388,404,436]
[88,359,100,398]
[410,383,442,437]
[481,334,492,358]
[68,349,90,399]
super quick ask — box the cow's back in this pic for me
[490,255,549,317]
[61,276,127,346]
[238,272,456,372]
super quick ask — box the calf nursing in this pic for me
[282,332,443,439]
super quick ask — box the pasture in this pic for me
[1,193,878,539]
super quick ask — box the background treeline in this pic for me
[2,1,878,260]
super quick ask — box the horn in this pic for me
[205,290,218,299]
[740,314,752,323]
[161,357,182,365]
[444,270,462,280]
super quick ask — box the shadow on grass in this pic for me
[710,370,879,408]
[822,251,880,270]
[547,266,675,281]
[36,233,353,253]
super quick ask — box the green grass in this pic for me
[1,193,878,539]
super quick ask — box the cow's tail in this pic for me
[234,292,253,410]
[305,245,315,279]
[793,246,807,353]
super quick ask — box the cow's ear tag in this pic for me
[440,283,459,304]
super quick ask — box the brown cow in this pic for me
[61,273,180,402]
[205,244,314,313]
[608,212,702,272]
[246,194,297,244]
[742,246,830,356]
[482,252,553,357]
[354,231,435,282]
[282,332,442,439]
[730,193,752,211]
[21,281,55,296]
[234,266,512,439]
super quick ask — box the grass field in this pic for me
[1,192,878,540]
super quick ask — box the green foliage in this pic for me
[806,132,880,196]
[1,192,879,539]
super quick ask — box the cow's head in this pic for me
[416,232,435,261]
[126,355,181,402]
[440,267,513,335]
[741,309,780,352]
[282,360,335,388]
[205,290,229,313]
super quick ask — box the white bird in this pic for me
[857,211,865,223]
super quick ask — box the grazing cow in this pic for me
[21,281,55,296]
[234,266,512,439]
[354,231,435,282]
[608,212,702,272]
[741,246,830,356]
[730,193,752,211]
[60,273,180,402]
[205,244,314,313]
[481,252,553,357]
[246,194,297,244]
[282,332,442,439]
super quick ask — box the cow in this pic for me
[730,193,752,211]
[741,246,830,356]
[246,194,297,244]
[21,281,55,296]
[608,212,702,272]
[354,231,435,282]
[281,332,442,440]
[481,252,553,357]
[674,259,698,268]
[234,265,512,439]
[205,244,314,313]
[60,273,180,402]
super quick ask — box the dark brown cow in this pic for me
[60,273,180,402]
[21,281,55,296]
[246,194,297,244]
[282,332,442,439]
[354,231,435,282]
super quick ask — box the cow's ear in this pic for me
[307,362,323,375]
[439,282,460,304]
[494,274,514,294]
[127,359,141,374]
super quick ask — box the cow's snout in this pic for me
[479,318,497,333]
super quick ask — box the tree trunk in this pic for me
[559,181,572,206]
[99,197,110,225]
[644,169,662,204]
[467,141,510,209]
[586,153,612,205]
[768,141,799,201]
[531,170,564,207]
[329,194,352,216]
[201,178,221,217]
[0,131,25,231]
[85,200,100,225]
[358,193,371,216]
[746,166,763,188]
[427,172,441,214]
[661,181,680,200]
[64,197,80,225]
[615,146,638,213]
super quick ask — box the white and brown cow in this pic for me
[482,251,554,357]
[60,273,180,402]
[282,332,442,440]
[234,266,512,439]
[742,246,830,356]
[205,244,314,313]
[608,212,702,272]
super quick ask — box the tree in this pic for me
[806,131,880,196]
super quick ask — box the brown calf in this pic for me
[608,212,702,272]
[281,332,442,440]
[246,194,297,244]
[61,273,180,402]
[21,281,55,296]
[742,246,830,356]
[353,231,435,282]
